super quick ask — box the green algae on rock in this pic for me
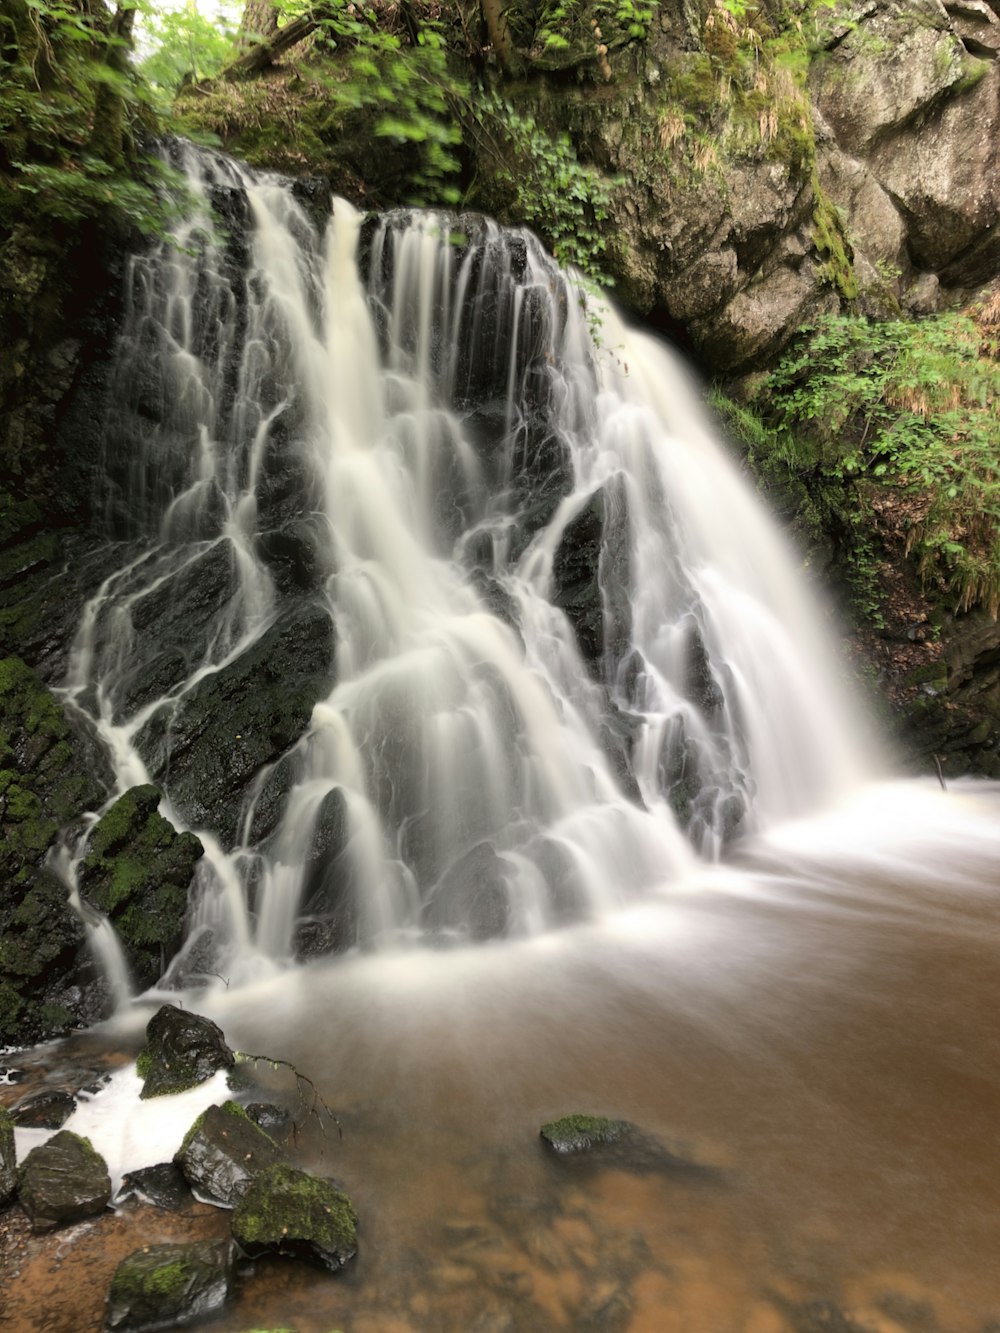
[17,1129,111,1232]
[136,1003,235,1100]
[106,1239,236,1332]
[540,1113,631,1153]
[231,1162,358,1273]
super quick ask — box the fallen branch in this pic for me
[222,13,319,80]
[234,1050,342,1145]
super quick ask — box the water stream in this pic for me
[8,144,1000,1331]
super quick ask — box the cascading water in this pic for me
[63,142,871,984]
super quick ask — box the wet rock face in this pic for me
[175,1101,285,1207]
[105,1240,235,1333]
[231,1162,358,1273]
[9,1088,76,1130]
[134,604,336,850]
[0,656,112,1046]
[0,1107,15,1206]
[136,1004,235,1100]
[115,1162,193,1211]
[78,787,204,991]
[17,1129,111,1231]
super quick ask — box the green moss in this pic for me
[233,1163,358,1254]
[811,177,859,301]
[178,1109,208,1154]
[540,1113,629,1150]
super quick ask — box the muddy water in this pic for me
[6,779,1000,1332]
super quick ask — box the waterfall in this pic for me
[62,143,872,981]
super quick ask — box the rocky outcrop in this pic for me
[0,656,111,1045]
[78,786,204,991]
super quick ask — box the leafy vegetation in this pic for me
[750,304,1000,618]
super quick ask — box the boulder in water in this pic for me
[9,1087,76,1129]
[175,1101,285,1207]
[0,1107,16,1206]
[115,1162,193,1211]
[540,1113,711,1175]
[231,1162,358,1273]
[105,1239,235,1332]
[17,1129,110,1231]
[540,1114,631,1154]
[137,1004,235,1100]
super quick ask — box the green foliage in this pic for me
[763,312,1000,615]
[138,0,240,97]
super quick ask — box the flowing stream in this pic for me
[9,144,1000,1332]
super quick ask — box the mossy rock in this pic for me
[175,1102,285,1208]
[136,1004,235,1100]
[540,1113,631,1153]
[17,1129,111,1232]
[106,1240,236,1332]
[0,1106,15,1206]
[79,786,203,989]
[232,1162,358,1273]
[540,1113,712,1175]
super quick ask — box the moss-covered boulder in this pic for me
[106,1240,235,1332]
[540,1113,631,1154]
[175,1101,285,1207]
[0,656,111,1045]
[0,1106,16,1206]
[17,1129,111,1231]
[231,1162,358,1273]
[78,786,203,989]
[136,1004,235,1100]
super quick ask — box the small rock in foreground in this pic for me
[116,1162,192,1211]
[540,1115,630,1153]
[10,1087,77,1129]
[0,1107,16,1206]
[137,1004,235,1100]
[175,1101,284,1207]
[232,1162,358,1273]
[105,1239,235,1332]
[18,1129,111,1231]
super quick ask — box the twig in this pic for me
[233,1050,342,1144]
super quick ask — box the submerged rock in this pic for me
[17,1129,111,1231]
[136,1004,235,1100]
[231,1162,358,1273]
[78,787,204,991]
[175,1101,285,1207]
[9,1087,76,1129]
[116,1162,193,1212]
[0,1107,16,1206]
[106,1239,235,1332]
[539,1113,711,1175]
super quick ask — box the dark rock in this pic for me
[175,1101,285,1207]
[423,843,511,939]
[10,1088,76,1129]
[116,1162,193,1211]
[106,1239,236,1332]
[244,1102,294,1142]
[552,479,631,680]
[136,1004,235,1100]
[78,788,204,991]
[134,604,336,849]
[539,1113,710,1175]
[231,1162,358,1273]
[0,1107,15,1206]
[17,1129,111,1231]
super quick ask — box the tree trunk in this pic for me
[222,11,317,79]
[86,3,136,169]
[238,0,280,48]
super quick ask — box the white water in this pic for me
[61,143,874,990]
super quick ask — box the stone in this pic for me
[106,1240,235,1332]
[116,1162,193,1211]
[539,1113,712,1175]
[0,1107,16,1206]
[175,1101,285,1207]
[17,1129,111,1231]
[78,788,204,991]
[231,1162,358,1273]
[244,1102,294,1142]
[9,1087,76,1129]
[137,1004,235,1099]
